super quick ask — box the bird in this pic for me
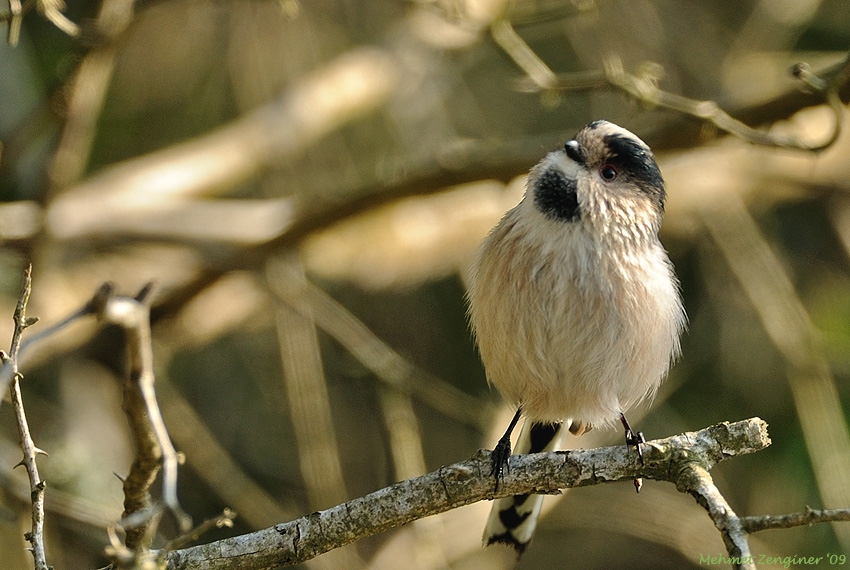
[466,120,686,553]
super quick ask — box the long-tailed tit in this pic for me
[467,120,686,553]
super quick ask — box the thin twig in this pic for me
[741,507,850,534]
[106,510,238,570]
[164,418,770,569]
[490,19,557,92]
[0,282,113,406]
[514,50,850,152]
[160,509,237,555]
[604,54,847,151]
[4,265,49,570]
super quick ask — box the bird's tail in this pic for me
[482,419,565,554]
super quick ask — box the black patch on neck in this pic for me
[603,133,666,209]
[533,168,580,221]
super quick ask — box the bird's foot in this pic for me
[620,413,645,493]
[624,426,646,465]
[490,435,512,493]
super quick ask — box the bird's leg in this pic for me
[491,407,522,492]
[620,413,645,493]
[619,412,645,464]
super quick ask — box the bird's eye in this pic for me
[599,164,618,181]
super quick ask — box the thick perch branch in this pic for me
[166,418,770,570]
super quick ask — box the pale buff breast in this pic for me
[468,200,683,427]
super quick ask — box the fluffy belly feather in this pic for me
[468,209,682,427]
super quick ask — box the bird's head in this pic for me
[528,120,666,236]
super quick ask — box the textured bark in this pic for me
[166,418,770,570]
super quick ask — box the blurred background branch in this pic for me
[1,0,79,46]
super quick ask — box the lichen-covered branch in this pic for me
[677,462,754,570]
[165,418,770,570]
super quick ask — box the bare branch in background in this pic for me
[490,19,557,92]
[505,17,850,152]
[1,0,78,44]
[377,386,450,569]
[45,47,400,241]
[266,256,492,430]
[35,0,79,37]
[600,53,849,151]
[271,255,365,570]
[163,419,771,570]
[4,0,25,45]
[702,195,850,549]
[48,0,139,190]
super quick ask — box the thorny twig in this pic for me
[0,278,194,564]
[0,281,114,404]
[93,283,192,555]
[3,265,49,570]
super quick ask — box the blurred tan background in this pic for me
[2,0,850,568]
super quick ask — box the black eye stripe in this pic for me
[602,134,661,185]
[601,133,666,208]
